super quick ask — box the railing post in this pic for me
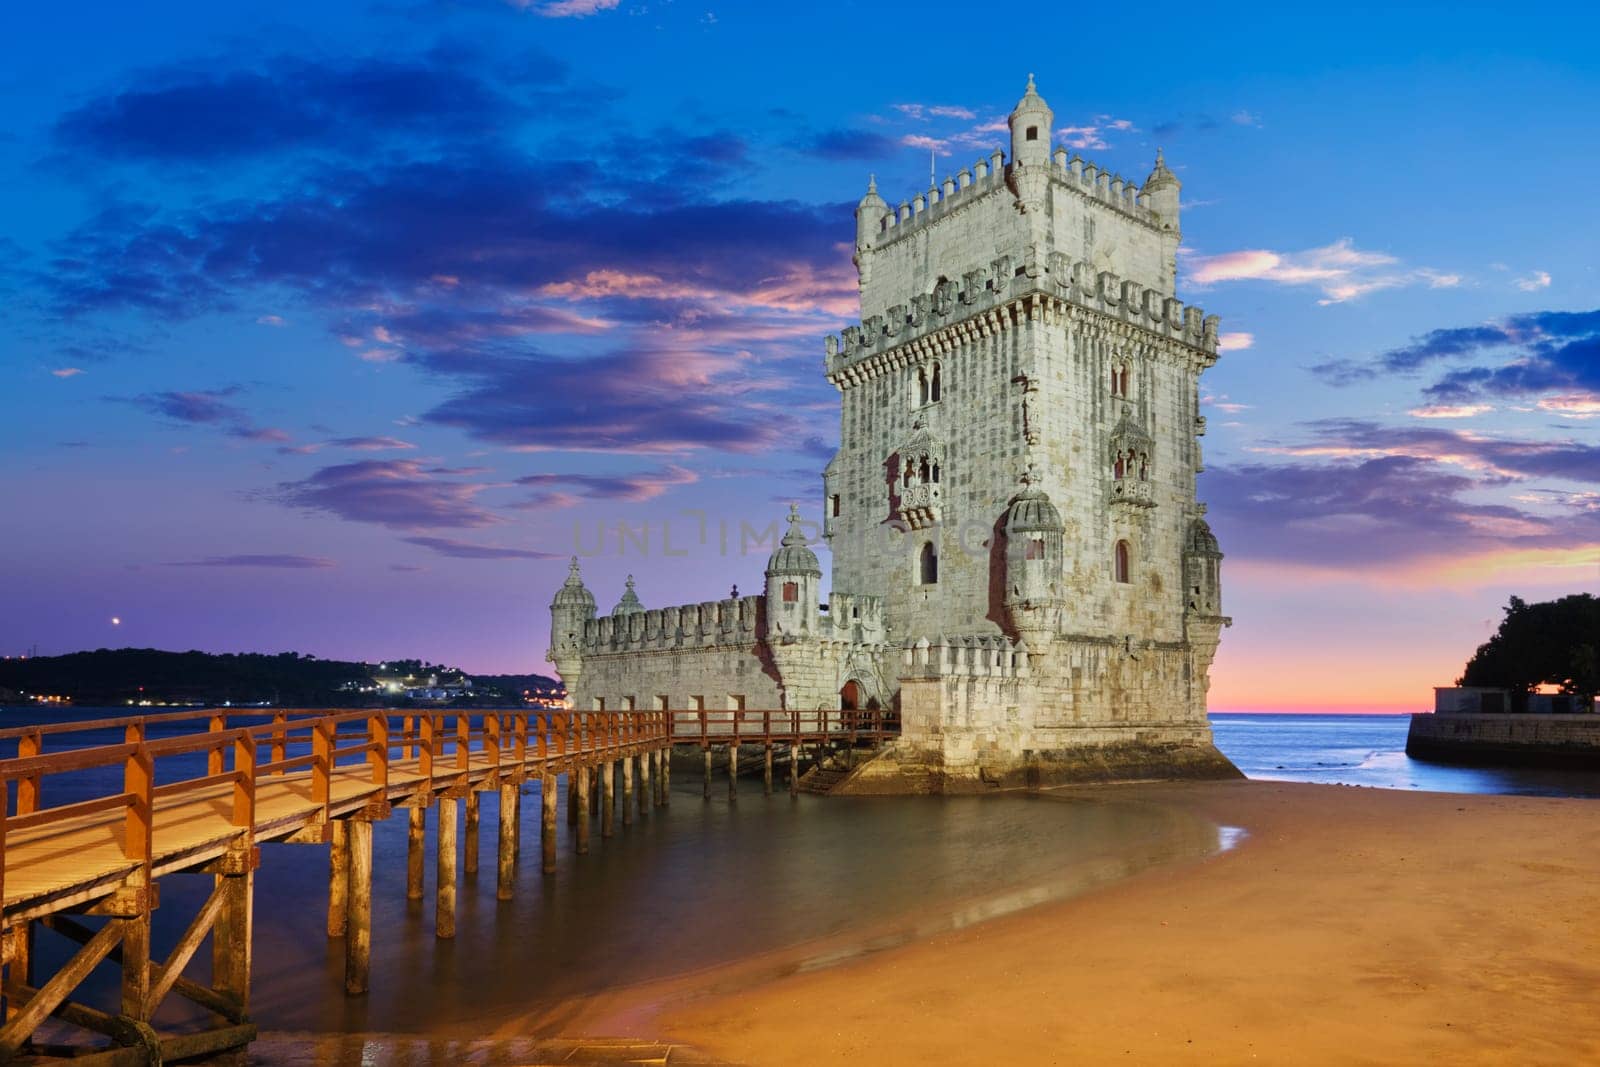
[271,711,287,775]
[232,733,257,829]
[17,729,41,815]
[121,723,155,1022]
[486,713,502,779]
[312,717,334,822]
[455,713,471,780]
[402,714,416,761]
[368,712,389,791]
[419,713,436,787]
[208,713,227,777]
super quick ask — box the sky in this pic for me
[2,1,1597,711]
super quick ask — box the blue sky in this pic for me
[3,1,1597,707]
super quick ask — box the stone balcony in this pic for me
[1110,479,1155,508]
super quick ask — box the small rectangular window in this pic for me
[831,494,841,517]
[782,581,799,602]
[1025,538,1045,560]
[593,697,606,711]
[1026,126,1039,141]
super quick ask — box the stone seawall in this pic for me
[1406,713,1600,769]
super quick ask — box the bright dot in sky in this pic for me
[111,616,121,626]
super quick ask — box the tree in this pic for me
[1459,594,1600,702]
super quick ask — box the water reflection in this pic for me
[243,786,1223,1036]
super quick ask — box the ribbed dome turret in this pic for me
[765,505,821,577]
[611,574,643,615]
[1187,518,1222,558]
[1006,487,1065,534]
[550,556,596,611]
[1143,148,1179,192]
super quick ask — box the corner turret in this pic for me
[1008,73,1054,169]
[1003,470,1065,649]
[547,556,595,702]
[1143,149,1181,290]
[854,175,888,272]
[1142,149,1180,229]
[764,504,821,639]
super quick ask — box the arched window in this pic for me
[1114,540,1131,584]
[917,367,929,406]
[1025,537,1045,560]
[1138,453,1149,481]
[919,541,939,585]
[930,362,942,402]
[1120,367,1130,396]
[931,462,940,484]
[1110,365,1122,396]
[1113,451,1126,480]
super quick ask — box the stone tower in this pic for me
[823,75,1238,788]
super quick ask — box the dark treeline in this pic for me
[0,648,559,707]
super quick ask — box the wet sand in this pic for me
[584,780,1600,1064]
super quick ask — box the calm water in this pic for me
[1210,712,1600,798]
[5,705,1596,1050]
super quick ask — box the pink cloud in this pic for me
[51,367,85,378]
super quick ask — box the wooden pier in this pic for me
[0,707,896,1064]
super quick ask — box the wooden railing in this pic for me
[0,706,895,903]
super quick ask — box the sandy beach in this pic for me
[562,780,1600,1065]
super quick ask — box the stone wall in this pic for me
[1406,713,1600,768]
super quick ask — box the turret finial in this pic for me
[867,173,877,194]
[566,556,581,579]
[1027,72,1035,90]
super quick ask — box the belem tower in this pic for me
[548,76,1240,791]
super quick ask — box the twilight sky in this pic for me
[4,1,1597,710]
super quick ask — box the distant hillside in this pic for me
[0,648,561,708]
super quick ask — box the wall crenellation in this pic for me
[872,148,1160,253]
[581,594,765,654]
[824,260,1218,380]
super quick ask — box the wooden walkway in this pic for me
[0,707,896,1065]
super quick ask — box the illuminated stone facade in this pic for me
[548,77,1238,790]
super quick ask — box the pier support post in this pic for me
[600,761,614,837]
[345,818,372,994]
[637,753,649,819]
[764,745,773,796]
[728,743,738,802]
[465,791,480,876]
[407,805,426,901]
[436,797,458,939]
[703,747,713,800]
[622,756,634,826]
[575,766,591,854]
[497,781,518,901]
[567,772,579,827]
[119,877,153,1022]
[327,819,349,938]
[212,849,254,1012]
[790,743,799,795]
[661,748,671,806]
[541,773,558,873]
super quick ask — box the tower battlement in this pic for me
[868,148,1165,254]
[825,255,1219,381]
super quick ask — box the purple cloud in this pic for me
[514,464,698,506]
[273,459,501,529]
[53,47,567,163]
[400,535,560,560]
[161,554,336,569]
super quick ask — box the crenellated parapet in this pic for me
[864,147,1164,256]
[582,594,765,654]
[900,634,1031,679]
[825,258,1220,383]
